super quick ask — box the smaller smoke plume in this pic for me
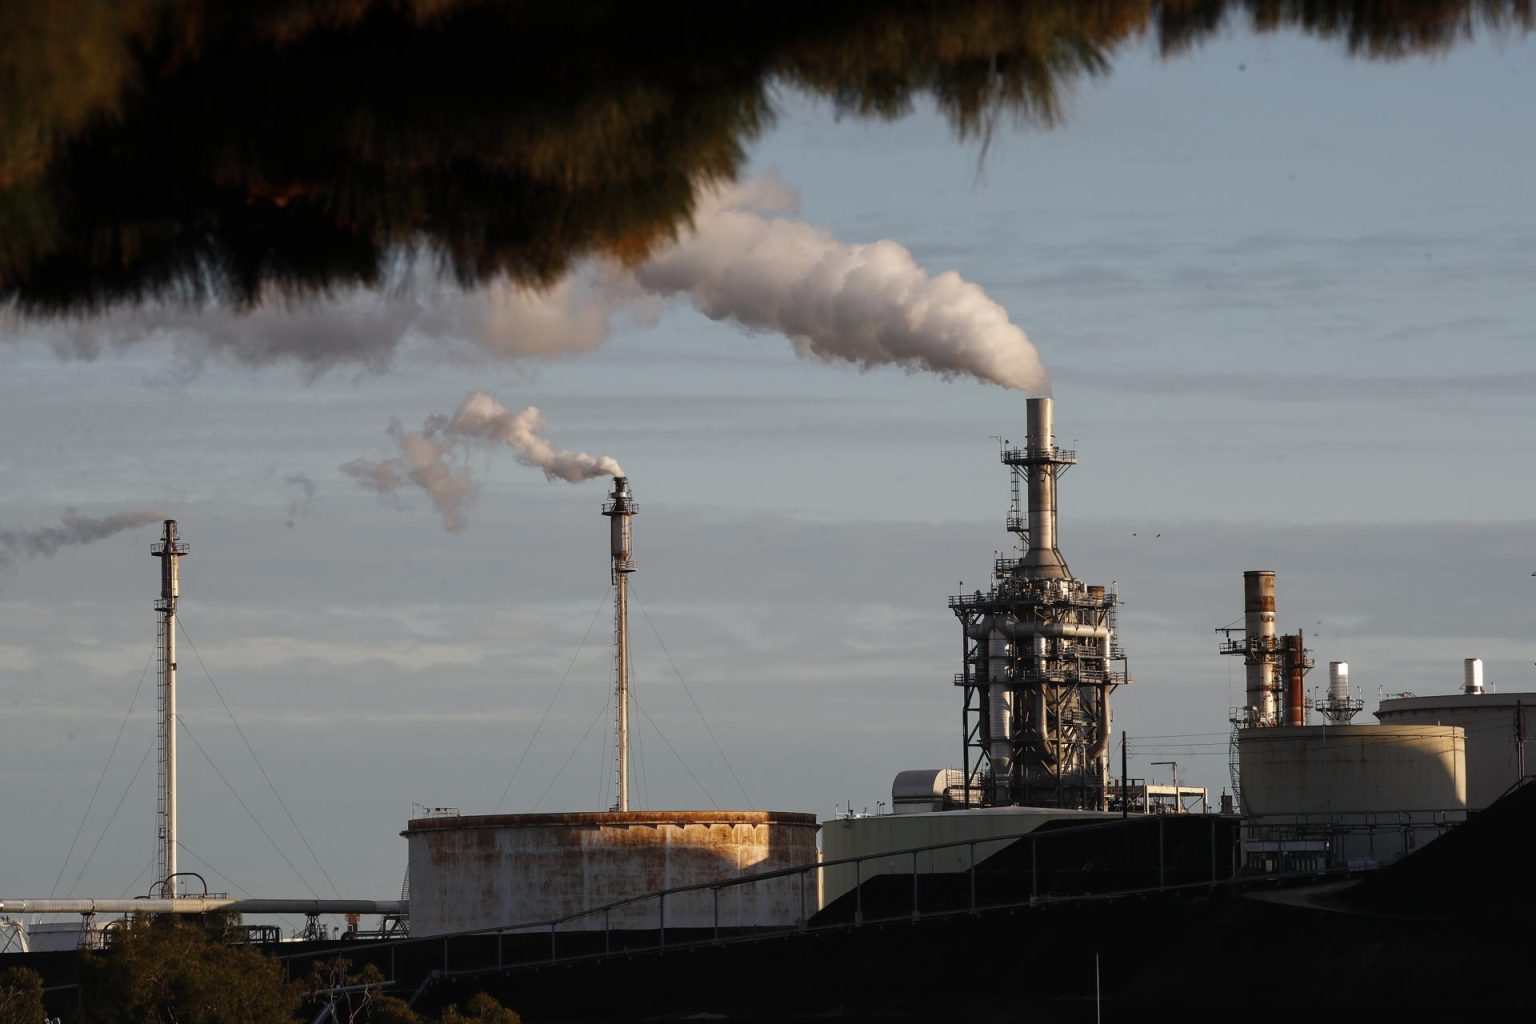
[342,422,476,532]
[445,391,624,482]
[343,392,621,531]
[0,510,164,572]
[284,474,318,529]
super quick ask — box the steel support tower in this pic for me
[603,477,636,812]
[151,520,189,895]
[950,398,1130,811]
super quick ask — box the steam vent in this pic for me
[403,476,817,936]
[949,398,1130,811]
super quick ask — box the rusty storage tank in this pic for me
[403,810,819,936]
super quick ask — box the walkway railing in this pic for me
[282,814,1246,991]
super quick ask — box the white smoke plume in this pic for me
[632,177,1050,392]
[445,391,624,482]
[8,271,631,377]
[342,422,476,532]
[342,391,621,530]
[8,174,1046,393]
[0,510,165,572]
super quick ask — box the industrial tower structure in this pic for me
[1219,571,1315,728]
[603,477,636,812]
[950,398,1130,811]
[151,520,188,895]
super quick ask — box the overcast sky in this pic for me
[2,27,1533,913]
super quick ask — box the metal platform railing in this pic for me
[283,814,1250,996]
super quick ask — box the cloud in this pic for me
[1073,369,1536,401]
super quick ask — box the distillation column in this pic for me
[151,520,189,895]
[603,478,637,812]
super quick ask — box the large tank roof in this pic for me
[402,809,816,835]
[1377,692,1536,715]
[1237,723,1465,740]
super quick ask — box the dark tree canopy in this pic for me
[0,0,1529,314]
[305,957,519,1024]
[0,966,46,1024]
[77,915,302,1024]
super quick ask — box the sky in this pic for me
[1,26,1533,916]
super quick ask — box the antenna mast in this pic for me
[151,520,189,895]
[602,478,636,811]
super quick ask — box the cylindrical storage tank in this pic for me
[1329,662,1349,704]
[1376,691,1535,810]
[1464,658,1484,695]
[1238,724,1465,866]
[403,811,818,936]
[1238,725,1465,816]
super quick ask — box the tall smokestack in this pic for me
[1019,397,1069,579]
[602,477,636,812]
[1243,571,1278,725]
[1286,631,1307,727]
[151,520,188,895]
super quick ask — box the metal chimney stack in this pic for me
[1015,397,1072,579]
[1243,571,1278,725]
[602,477,637,812]
[150,520,189,895]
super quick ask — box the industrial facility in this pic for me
[5,398,1535,1023]
[1375,659,1532,810]
[1221,571,1470,869]
[823,397,1152,894]
[947,397,1130,811]
[401,475,820,937]
[0,519,404,953]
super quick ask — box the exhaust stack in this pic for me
[1315,661,1363,724]
[1464,658,1484,696]
[1222,572,1313,727]
[150,520,189,895]
[1243,571,1279,725]
[1017,398,1070,578]
[602,477,637,811]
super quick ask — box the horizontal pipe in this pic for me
[994,618,1111,640]
[0,898,405,916]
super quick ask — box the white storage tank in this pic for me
[1375,690,1533,810]
[1238,724,1466,866]
[403,810,818,936]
